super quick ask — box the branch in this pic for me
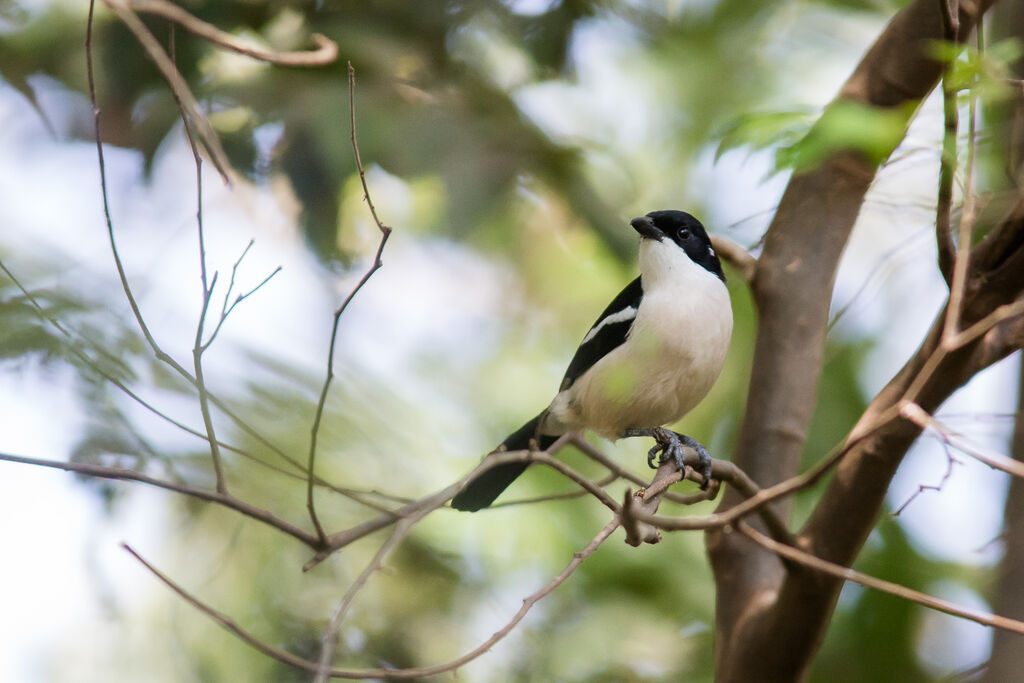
[123,519,618,679]
[1,451,319,546]
[713,0,997,678]
[567,434,719,505]
[985,358,1024,681]
[0,258,398,514]
[202,239,282,352]
[315,517,420,682]
[738,522,1024,635]
[99,0,233,183]
[900,401,1024,479]
[711,235,757,285]
[755,196,1024,680]
[128,0,338,66]
[171,53,229,495]
[305,63,393,546]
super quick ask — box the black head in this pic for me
[630,210,726,283]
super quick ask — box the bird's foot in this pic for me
[622,427,713,490]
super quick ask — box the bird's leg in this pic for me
[621,427,713,490]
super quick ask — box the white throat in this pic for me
[638,237,719,292]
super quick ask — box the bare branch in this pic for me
[315,517,419,682]
[985,357,1024,681]
[123,520,618,679]
[88,2,308,492]
[170,48,229,496]
[622,457,684,546]
[0,258,398,513]
[901,401,1024,479]
[739,522,1024,635]
[128,0,338,66]
[2,452,319,546]
[567,434,716,505]
[891,438,961,516]
[306,63,393,545]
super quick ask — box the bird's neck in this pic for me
[638,239,716,293]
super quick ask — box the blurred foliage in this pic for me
[0,0,1017,682]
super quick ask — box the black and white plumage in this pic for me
[451,210,733,512]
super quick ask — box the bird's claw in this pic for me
[646,443,661,469]
[649,427,712,491]
[623,427,714,490]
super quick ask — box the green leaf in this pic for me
[715,108,816,161]
[778,100,914,171]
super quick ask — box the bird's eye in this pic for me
[678,228,692,240]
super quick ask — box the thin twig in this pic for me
[314,516,420,682]
[739,521,1024,635]
[490,472,623,507]
[129,0,338,66]
[2,452,319,546]
[0,258,396,513]
[892,440,962,516]
[89,2,386,509]
[903,295,1024,407]
[305,63,393,545]
[949,297,1024,349]
[193,275,228,492]
[88,0,186,370]
[123,520,618,679]
[170,30,229,495]
[901,402,1024,479]
[202,240,282,351]
[305,441,617,570]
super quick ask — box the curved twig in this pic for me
[130,0,338,66]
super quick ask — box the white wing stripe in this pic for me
[580,306,637,344]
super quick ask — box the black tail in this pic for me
[451,415,557,511]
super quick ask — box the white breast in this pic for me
[545,238,733,439]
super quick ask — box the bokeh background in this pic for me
[0,0,1021,681]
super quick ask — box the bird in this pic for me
[451,210,733,512]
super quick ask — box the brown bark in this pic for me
[985,359,1024,682]
[709,1,1001,680]
[982,4,1024,676]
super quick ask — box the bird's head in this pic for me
[630,210,726,284]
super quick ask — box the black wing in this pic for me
[559,277,643,391]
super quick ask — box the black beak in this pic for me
[630,215,662,241]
